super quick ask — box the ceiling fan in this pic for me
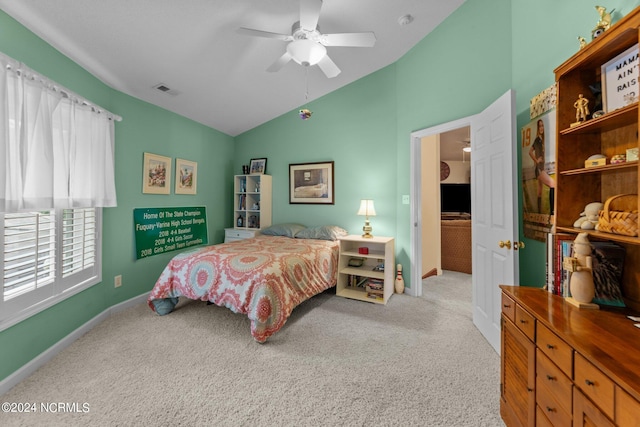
[237,0,376,78]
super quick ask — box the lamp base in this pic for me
[362,220,373,238]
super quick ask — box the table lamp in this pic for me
[357,199,376,238]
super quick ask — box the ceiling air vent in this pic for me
[152,83,179,96]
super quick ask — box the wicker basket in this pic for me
[597,194,639,236]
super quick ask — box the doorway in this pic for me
[409,116,474,299]
[409,89,519,354]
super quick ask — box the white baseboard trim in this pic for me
[0,292,150,396]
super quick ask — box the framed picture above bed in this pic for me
[289,161,334,204]
[175,158,197,195]
[143,152,172,195]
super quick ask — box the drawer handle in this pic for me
[546,344,555,349]
[520,319,527,324]
[546,406,555,413]
[585,379,595,386]
[546,375,556,382]
[503,304,511,308]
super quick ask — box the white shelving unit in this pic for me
[234,174,272,232]
[337,235,395,304]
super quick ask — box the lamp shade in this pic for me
[286,40,327,66]
[357,199,376,217]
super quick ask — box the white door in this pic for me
[471,90,519,354]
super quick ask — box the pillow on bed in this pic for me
[261,223,307,238]
[296,225,348,241]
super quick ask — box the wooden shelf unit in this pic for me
[233,174,271,231]
[554,7,640,311]
[336,235,394,304]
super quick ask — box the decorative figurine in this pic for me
[394,264,405,294]
[596,6,613,30]
[299,109,312,120]
[592,6,614,39]
[572,94,590,126]
[566,233,596,304]
[578,36,587,49]
[588,82,604,117]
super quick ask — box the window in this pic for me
[0,208,101,331]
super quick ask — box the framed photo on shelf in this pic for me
[601,44,639,113]
[175,158,197,195]
[142,152,172,195]
[249,158,267,174]
[289,161,334,204]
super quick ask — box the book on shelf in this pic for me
[348,275,369,288]
[546,233,574,296]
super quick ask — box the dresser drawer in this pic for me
[515,304,535,340]
[536,349,572,415]
[224,228,259,242]
[536,388,571,427]
[615,386,640,426]
[535,405,554,427]
[537,323,573,377]
[575,352,615,420]
[501,293,515,323]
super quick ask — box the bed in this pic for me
[148,231,340,342]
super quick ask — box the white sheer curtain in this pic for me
[0,52,118,213]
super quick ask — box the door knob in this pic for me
[514,241,525,250]
[498,240,511,249]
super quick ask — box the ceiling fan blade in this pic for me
[300,0,323,31]
[321,32,376,47]
[237,27,292,41]
[267,52,293,72]
[317,55,341,78]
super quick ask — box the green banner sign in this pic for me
[133,207,208,259]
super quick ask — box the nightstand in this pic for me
[336,235,395,304]
[224,228,260,243]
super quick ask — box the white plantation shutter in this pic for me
[61,208,96,278]
[0,208,101,330]
[3,212,56,300]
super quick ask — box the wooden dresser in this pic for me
[500,285,640,426]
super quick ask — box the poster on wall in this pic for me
[133,207,208,259]
[521,84,556,242]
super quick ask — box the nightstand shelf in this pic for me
[337,235,394,304]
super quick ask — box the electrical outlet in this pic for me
[114,275,122,288]
[402,195,410,204]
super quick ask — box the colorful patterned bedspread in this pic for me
[148,235,339,342]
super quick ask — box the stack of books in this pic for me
[365,278,384,300]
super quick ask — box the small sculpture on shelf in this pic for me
[578,36,587,49]
[572,94,590,126]
[573,202,603,230]
[592,6,614,39]
[563,233,597,306]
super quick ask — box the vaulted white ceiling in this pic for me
[0,0,466,136]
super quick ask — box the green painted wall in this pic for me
[3,0,640,384]
[0,10,234,382]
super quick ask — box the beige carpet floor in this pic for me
[0,271,503,426]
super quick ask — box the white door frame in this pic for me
[409,115,475,297]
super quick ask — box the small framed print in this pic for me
[601,44,639,112]
[175,158,197,195]
[143,152,171,195]
[289,161,334,204]
[249,158,267,174]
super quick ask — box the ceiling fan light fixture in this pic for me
[463,146,471,153]
[287,39,326,66]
